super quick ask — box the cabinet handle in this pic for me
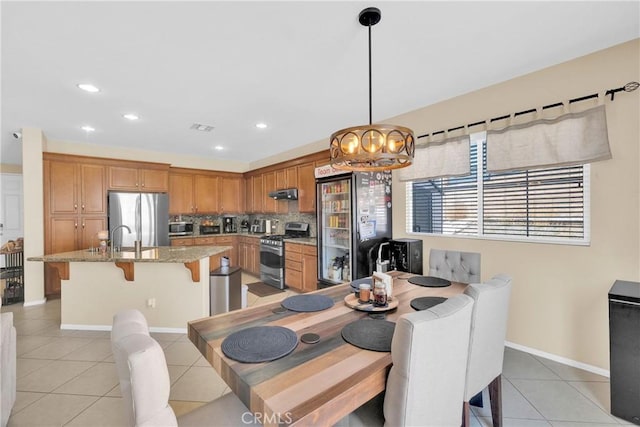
[75,223,78,229]
[74,204,77,210]
[82,222,85,229]
[81,204,85,211]
[142,182,145,187]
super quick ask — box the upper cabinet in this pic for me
[47,159,106,216]
[220,176,243,214]
[297,162,316,213]
[108,165,169,192]
[168,172,195,214]
[168,168,243,215]
[194,174,219,214]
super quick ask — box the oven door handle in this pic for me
[260,244,282,256]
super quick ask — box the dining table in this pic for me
[187,272,467,427]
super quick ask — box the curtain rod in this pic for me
[417,81,640,139]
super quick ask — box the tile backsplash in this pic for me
[175,212,317,237]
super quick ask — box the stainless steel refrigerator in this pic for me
[316,170,392,287]
[108,192,170,248]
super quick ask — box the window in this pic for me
[406,133,589,244]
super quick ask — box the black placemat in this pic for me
[281,294,334,312]
[408,276,451,288]
[350,277,373,291]
[221,326,298,363]
[341,319,396,352]
[410,296,448,311]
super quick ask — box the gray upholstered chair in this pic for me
[429,249,481,284]
[462,274,513,427]
[344,294,475,426]
[1,300,16,427]
[111,310,260,427]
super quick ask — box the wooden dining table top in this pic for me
[187,272,467,427]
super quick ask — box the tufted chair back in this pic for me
[429,249,481,284]
[382,294,475,427]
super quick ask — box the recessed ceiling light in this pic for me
[81,125,95,132]
[77,83,100,93]
[255,122,268,129]
[213,145,224,151]
[123,113,139,121]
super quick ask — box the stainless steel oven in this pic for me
[259,222,310,290]
[260,237,285,289]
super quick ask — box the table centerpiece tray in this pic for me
[344,293,398,312]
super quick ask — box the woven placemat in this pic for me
[281,294,334,312]
[350,277,373,291]
[221,326,298,363]
[341,319,396,352]
[410,296,448,311]
[408,276,451,288]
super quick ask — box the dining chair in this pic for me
[461,274,513,427]
[428,249,481,284]
[111,310,260,427]
[344,293,475,426]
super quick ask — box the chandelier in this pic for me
[330,7,415,171]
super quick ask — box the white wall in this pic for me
[391,39,640,371]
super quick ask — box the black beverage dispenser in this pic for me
[390,239,423,275]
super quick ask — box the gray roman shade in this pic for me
[486,104,611,172]
[397,134,470,182]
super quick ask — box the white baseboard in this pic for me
[505,341,610,378]
[23,298,47,307]
[60,323,187,334]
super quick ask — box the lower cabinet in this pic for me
[285,242,317,292]
[239,236,260,276]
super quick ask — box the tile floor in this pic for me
[1,274,633,427]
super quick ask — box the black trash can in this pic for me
[608,280,640,425]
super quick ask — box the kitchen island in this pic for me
[28,245,231,332]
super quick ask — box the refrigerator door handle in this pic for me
[135,195,141,240]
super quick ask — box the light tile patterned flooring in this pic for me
[1,274,633,426]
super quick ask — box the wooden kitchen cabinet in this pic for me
[297,162,316,213]
[220,176,243,214]
[262,171,277,214]
[168,172,195,214]
[285,242,317,292]
[252,175,264,214]
[239,236,260,276]
[108,165,169,192]
[275,169,289,214]
[48,160,106,216]
[170,237,194,246]
[244,177,254,213]
[194,174,219,213]
[169,169,242,215]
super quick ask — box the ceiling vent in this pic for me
[190,123,214,132]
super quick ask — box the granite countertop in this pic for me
[171,232,263,239]
[284,237,317,246]
[28,245,232,263]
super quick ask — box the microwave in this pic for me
[168,221,194,236]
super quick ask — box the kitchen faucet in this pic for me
[110,225,132,253]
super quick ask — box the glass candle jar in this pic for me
[373,282,387,307]
[359,283,371,303]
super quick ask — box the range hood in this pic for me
[269,188,298,200]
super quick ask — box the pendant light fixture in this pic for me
[330,7,415,171]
